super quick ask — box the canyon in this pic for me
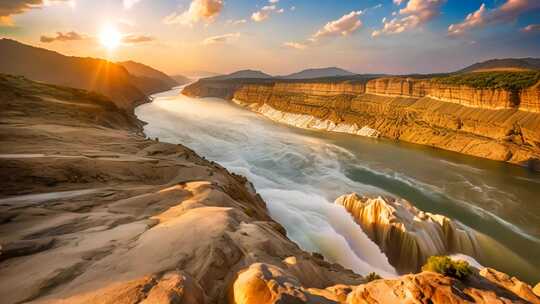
[2,73,540,303]
[183,75,540,171]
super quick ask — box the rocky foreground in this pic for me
[183,75,540,171]
[1,74,539,303]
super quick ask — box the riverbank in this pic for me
[1,74,539,303]
[183,76,540,171]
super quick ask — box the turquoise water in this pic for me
[137,88,540,283]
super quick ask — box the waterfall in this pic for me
[335,193,481,273]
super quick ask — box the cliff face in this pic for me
[184,77,540,170]
[365,78,522,110]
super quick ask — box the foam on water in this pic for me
[138,94,397,276]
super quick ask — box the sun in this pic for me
[99,25,122,50]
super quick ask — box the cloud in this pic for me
[122,34,155,44]
[522,23,540,33]
[283,41,307,50]
[40,31,83,43]
[0,0,74,26]
[284,11,363,51]
[227,19,246,25]
[202,32,240,45]
[448,0,540,36]
[251,5,276,22]
[447,4,486,36]
[163,0,223,26]
[312,10,363,40]
[372,0,445,36]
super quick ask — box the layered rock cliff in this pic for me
[183,76,540,171]
[335,194,480,274]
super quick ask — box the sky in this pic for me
[1,0,539,76]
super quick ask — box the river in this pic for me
[136,87,540,283]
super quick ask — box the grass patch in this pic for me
[434,71,540,91]
[422,256,472,280]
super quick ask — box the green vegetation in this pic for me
[434,71,540,91]
[422,256,473,280]
[365,272,382,282]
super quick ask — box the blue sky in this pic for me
[1,0,539,75]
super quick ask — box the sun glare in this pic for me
[99,26,121,50]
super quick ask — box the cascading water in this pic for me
[335,193,481,273]
[135,87,540,283]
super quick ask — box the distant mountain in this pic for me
[180,70,222,78]
[0,39,174,110]
[280,67,356,79]
[210,69,272,80]
[119,60,178,87]
[171,75,192,85]
[458,58,540,73]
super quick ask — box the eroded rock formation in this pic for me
[335,193,480,274]
[183,77,540,171]
[229,262,540,304]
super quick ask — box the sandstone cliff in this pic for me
[183,76,540,171]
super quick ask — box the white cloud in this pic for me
[163,0,223,26]
[312,10,363,40]
[284,10,364,50]
[202,32,240,45]
[448,0,540,36]
[269,0,279,3]
[372,0,445,36]
[283,41,307,50]
[251,5,277,22]
[447,4,486,36]
[227,19,246,25]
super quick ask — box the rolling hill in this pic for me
[458,58,540,73]
[0,39,176,110]
[209,69,272,80]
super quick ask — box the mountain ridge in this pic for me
[280,67,356,79]
[0,39,176,110]
[458,58,540,73]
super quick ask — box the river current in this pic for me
[136,87,540,283]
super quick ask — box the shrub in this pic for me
[422,256,472,280]
[365,272,382,282]
[434,71,540,91]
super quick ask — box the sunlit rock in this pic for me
[335,193,481,273]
